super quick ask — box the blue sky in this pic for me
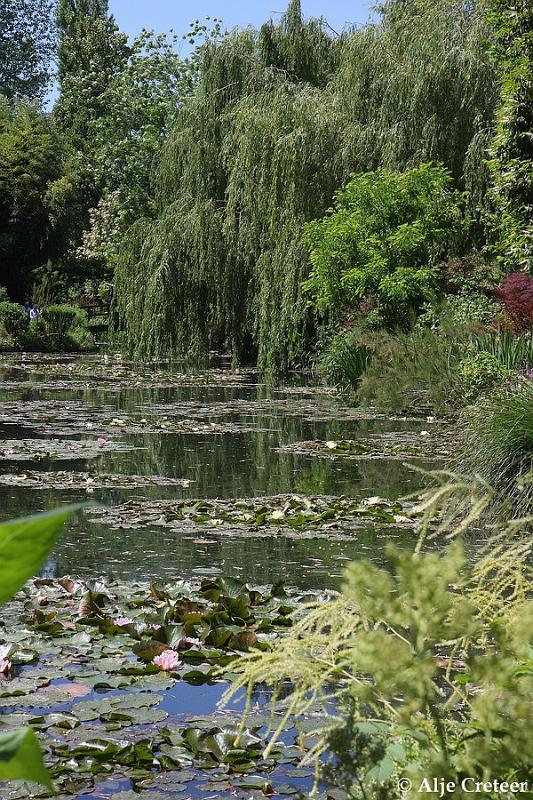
[108,0,374,40]
[46,1,374,106]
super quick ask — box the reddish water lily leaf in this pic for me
[42,682,91,698]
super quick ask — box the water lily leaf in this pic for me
[0,507,79,605]
[0,728,52,789]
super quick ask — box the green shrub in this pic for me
[0,301,28,337]
[304,164,463,327]
[0,286,9,302]
[319,329,371,395]
[40,304,78,346]
[227,477,533,798]
[448,293,499,326]
[457,351,511,403]
[18,304,92,352]
[460,382,533,516]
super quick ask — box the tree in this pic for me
[0,0,55,102]
[486,0,533,271]
[114,0,496,374]
[77,23,219,266]
[304,164,463,327]
[55,0,130,149]
[0,100,64,299]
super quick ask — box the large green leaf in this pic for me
[0,506,78,606]
[0,728,53,789]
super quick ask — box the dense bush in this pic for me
[444,256,501,295]
[460,382,533,515]
[447,294,500,327]
[0,301,28,338]
[456,350,511,403]
[304,164,463,328]
[12,304,93,352]
[494,273,533,332]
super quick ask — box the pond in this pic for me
[0,353,446,800]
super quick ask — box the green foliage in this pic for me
[226,477,533,798]
[318,329,371,395]
[0,0,55,101]
[55,0,130,150]
[357,327,464,413]
[473,327,533,370]
[486,0,533,271]
[460,382,533,515]
[0,507,74,790]
[456,350,511,403]
[305,164,463,326]
[116,0,496,373]
[0,100,65,299]
[0,507,75,605]
[22,304,92,352]
[447,293,499,326]
[0,301,27,337]
[0,729,53,789]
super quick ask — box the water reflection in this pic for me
[0,356,433,588]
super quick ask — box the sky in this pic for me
[46,0,374,106]
[108,0,375,41]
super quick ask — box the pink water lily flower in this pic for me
[178,636,201,649]
[2,449,14,457]
[114,616,134,627]
[0,659,12,678]
[153,649,181,672]
[97,437,107,447]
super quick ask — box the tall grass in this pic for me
[319,331,371,396]
[460,381,533,516]
[472,327,533,370]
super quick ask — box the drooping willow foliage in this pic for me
[486,0,533,271]
[115,0,497,374]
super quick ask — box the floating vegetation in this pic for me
[0,401,270,437]
[276,431,454,461]
[138,398,422,424]
[0,471,192,491]
[87,494,417,538]
[0,353,260,392]
[0,438,138,463]
[0,575,324,798]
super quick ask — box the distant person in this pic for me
[29,306,39,320]
[24,300,31,313]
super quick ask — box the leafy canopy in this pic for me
[115,0,494,373]
[304,164,463,325]
[0,0,55,102]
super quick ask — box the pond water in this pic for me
[0,353,445,800]
[0,353,437,589]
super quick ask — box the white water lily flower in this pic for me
[325,441,338,449]
[153,649,181,672]
[270,509,285,520]
[420,430,430,437]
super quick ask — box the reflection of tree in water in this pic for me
[0,366,430,588]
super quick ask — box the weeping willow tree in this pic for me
[115,0,496,374]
